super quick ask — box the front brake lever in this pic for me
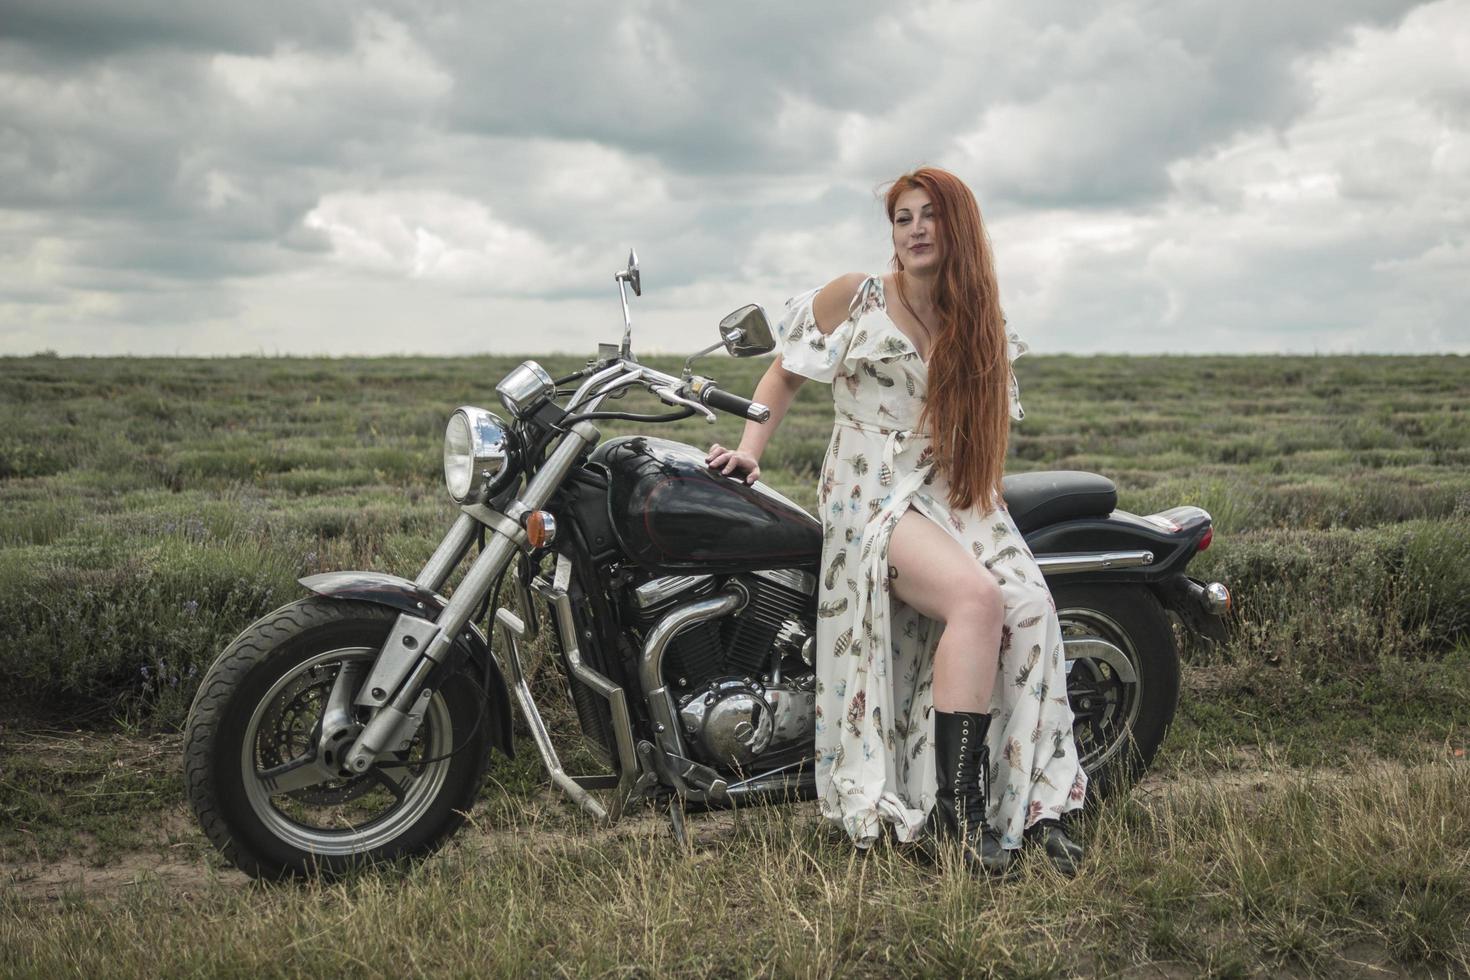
[651,384,717,423]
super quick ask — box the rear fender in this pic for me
[1023,508,1211,585]
[299,571,514,758]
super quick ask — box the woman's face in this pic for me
[892,186,940,274]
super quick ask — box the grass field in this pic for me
[1,351,1467,977]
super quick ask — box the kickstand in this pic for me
[667,797,691,850]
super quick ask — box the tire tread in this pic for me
[183,597,486,879]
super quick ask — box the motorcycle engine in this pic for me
[627,569,817,771]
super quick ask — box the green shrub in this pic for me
[1196,517,1470,676]
[0,440,69,479]
[0,537,300,727]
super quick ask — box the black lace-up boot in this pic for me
[1025,817,1085,876]
[932,709,1015,876]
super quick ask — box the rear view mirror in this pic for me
[718,305,775,357]
[616,248,641,297]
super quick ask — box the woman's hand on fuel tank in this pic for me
[705,443,761,485]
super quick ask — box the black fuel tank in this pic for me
[588,436,821,575]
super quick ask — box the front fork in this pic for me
[340,420,602,775]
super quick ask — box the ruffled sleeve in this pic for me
[774,286,855,384]
[1006,326,1030,422]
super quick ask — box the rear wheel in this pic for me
[184,598,492,879]
[1051,582,1180,805]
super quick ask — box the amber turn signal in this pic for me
[526,510,557,548]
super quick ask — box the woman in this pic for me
[705,167,1087,876]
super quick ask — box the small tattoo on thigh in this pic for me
[888,565,898,580]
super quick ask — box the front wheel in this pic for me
[1052,582,1180,806]
[184,598,493,879]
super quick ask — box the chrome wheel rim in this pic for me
[1058,607,1144,775]
[241,647,454,857]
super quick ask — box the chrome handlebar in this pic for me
[566,359,724,423]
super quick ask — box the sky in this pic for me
[1,0,1467,358]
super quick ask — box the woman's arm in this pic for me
[706,355,805,483]
[706,272,866,483]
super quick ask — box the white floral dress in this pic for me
[776,275,1087,850]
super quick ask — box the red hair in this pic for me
[885,166,1009,513]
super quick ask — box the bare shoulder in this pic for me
[811,272,871,334]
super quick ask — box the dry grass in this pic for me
[3,749,1467,977]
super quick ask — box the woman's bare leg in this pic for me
[885,507,1005,712]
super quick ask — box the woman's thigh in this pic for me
[886,505,1003,624]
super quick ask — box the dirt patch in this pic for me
[4,851,246,902]
[1,727,190,867]
[0,726,180,768]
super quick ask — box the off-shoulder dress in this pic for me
[775,274,1087,849]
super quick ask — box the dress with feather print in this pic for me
[776,275,1087,849]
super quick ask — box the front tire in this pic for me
[184,598,492,879]
[1051,582,1180,805]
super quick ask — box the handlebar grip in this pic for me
[698,384,771,423]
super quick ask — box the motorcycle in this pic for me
[184,250,1232,879]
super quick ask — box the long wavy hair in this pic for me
[885,166,1009,513]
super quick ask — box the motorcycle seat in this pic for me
[1001,470,1117,534]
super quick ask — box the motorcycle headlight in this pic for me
[443,406,512,504]
[495,360,556,420]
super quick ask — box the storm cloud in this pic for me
[0,0,1465,355]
